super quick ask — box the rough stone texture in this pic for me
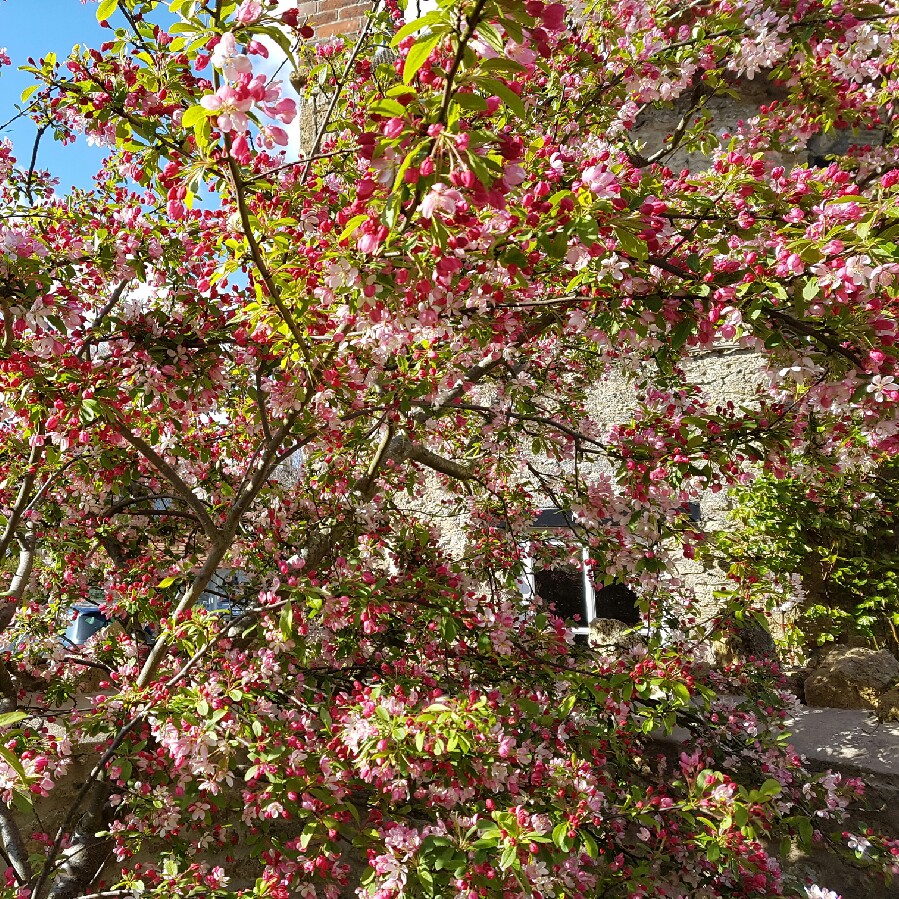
[712,613,778,666]
[804,647,899,710]
[788,706,899,776]
[808,127,885,165]
[588,617,642,651]
[783,708,899,897]
[877,687,899,723]
[632,78,797,172]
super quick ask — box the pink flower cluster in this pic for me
[199,32,297,159]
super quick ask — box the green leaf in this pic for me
[97,0,118,22]
[20,85,38,104]
[80,398,101,422]
[385,84,418,98]
[0,746,28,782]
[499,844,518,870]
[392,144,423,192]
[476,22,505,54]
[453,93,489,112]
[498,16,524,44]
[280,603,294,640]
[802,278,820,301]
[672,682,691,703]
[759,778,782,799]
[613,226,647,260]
[472,76,526,119]
[368,98,407,118]
[480,57,527,74]
[260,25,297,70]
[670,318,694,351]
[157,576,178,589]
[404,34,441,85]
[552,822,569,849]
[390,12,444,46]
[338,214,368,242]
[440,615,458,641]
[181,105,209,129]
[11,791,32,814]
[0,711,27,729]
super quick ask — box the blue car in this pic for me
[61,582,243,649]
[62,603,110,647]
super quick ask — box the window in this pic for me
[517,509,647,641]
[518,545,595,640]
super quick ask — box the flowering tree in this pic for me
[1,0,899,897]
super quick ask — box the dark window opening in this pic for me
[534,566,586,626]
[593,582,640,626]
[520,509,659,641]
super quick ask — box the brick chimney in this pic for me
[294,0,370,39]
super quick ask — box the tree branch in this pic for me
[766,308,863,367]
[111,423,220,543]
[438,0,490,126]
[0,438,43,562]
[299,4,380,183]
[78,280,129,360]
[0,804,31,884]
[254,368,272,444]
[225,154,310,360]
[395,436,475,481]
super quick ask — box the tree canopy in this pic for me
[1,0,899,897]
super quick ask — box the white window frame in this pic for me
[517,540,596,637]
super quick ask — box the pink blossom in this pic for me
[266,97,297,125]
[357,221,388,254]
[230,132,251,163]
[582,165,620,197]
[235,1,263,25]
[211,32,253,81]
[383,117,405,139]
[503,164,527,187]
[420,183,463,219]
[805,888,841,899]
[508,42,537,66]
[200,85,253,132]
[246,39,269,58]
[541,3,566,30]
[867,375,897,403]
[256,125,289,150]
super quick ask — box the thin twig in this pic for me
[25,123,48,205]
[300,4,381,184]
[111,422,220,542]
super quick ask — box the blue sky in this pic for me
[0,0,115,191]
[0,1,295,194]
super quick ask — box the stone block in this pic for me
[804,647,899,710]
[877,687,899,722]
